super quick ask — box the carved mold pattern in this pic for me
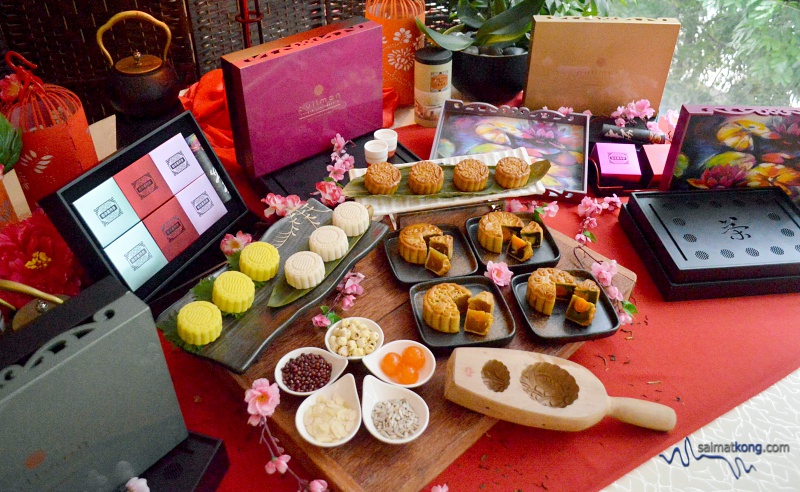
[481,359,510,393]
[520,362,579,408]
[243,25,367,63]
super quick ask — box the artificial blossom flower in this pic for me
[505,199,528,213]
[312,314,332,328]
[340,294,357,310]
[314,181,345,207]
[125,477,149,492]
[602,194,622,211]
[220,231,252,256]
[327,160,347,182]
[574,233,589,245]
[618,311,633,325]
[265,454,290,475]
[331,133,347,154]
[557,106,573,116]
[245,378,280,423]
[578,196,603,218]
[309,479,329,492]
[542,201,559,217]
[431,485,449,492]
[591,260,618,287]
[485,261,512,287]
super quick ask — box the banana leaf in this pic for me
[342,159,550,198]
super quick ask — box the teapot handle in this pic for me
[96,10,172,67]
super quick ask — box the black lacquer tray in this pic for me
[383,224,478,284]
[465,212,560,274]
[621,188,800,300]
[409,275,516,351]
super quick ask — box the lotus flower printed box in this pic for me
[223,17,384,178]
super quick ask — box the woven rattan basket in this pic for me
[0,0,453,123]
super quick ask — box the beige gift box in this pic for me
[524,16,680,116]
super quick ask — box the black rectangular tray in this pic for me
[626,188,800,283]
[465,213,560,274]
[510,270,620,343]
[257,131,421,198]
[620,191,800,301]
[409,275,516,352]
[383,224,478,284]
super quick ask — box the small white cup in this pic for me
[364,139,389,165]
[373,129,398,158]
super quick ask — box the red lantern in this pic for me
[0,52,99,208]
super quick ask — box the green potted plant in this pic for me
[416,0,623,103]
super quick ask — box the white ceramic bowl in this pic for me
[295,373,361,448]
[373,129,398,157]
[324,317,385,361]
[274,347,348,397]
[364,139,389,164]
[362,339,435,389]
[361,375,429,444]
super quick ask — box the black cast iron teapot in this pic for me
[96,10,180,118]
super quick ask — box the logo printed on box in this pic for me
[192,192,213,216]
[132,173,158,200]
[298,85,344,120]
[125,242,153,271]
[167,152,189,176]
[94,198,121,226]
[161,216,186,243]
[608,152,629,164]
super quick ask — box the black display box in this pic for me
[40,111,249,304]
[620,188,800,301]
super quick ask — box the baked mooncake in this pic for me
[508,234,533,262]
[477,211,524,253]
[468,290,495,314]
[429,234,454,259]
[452,158,489,192]
[239,241,280,282]
[408,160,444,195]
[464,309,493,336]
[364,161,401,195]
[494,156,531,189]
[212,271,255,314]
[177,301,222,346]
[574,279,601,304]
[422,282,471,333]
[520,221,543,248]
[284,251,326,289]
[332,201,370,237]
[525,268,577,315]
[398,223,442,264]
[309,225,349,262]
[565,294,596,327]
[424,247,451,276]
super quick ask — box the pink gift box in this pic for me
[642,144,671,186]
[222,17,383,178]
[591,142,642,184]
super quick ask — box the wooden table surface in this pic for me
[220,204,636,492]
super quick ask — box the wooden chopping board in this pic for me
[220,203,637,492]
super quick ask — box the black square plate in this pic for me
[384,224,478,284]
[511,270,620,343]
[409,275,516,351]
[465,213,560,274]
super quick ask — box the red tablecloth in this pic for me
[170,75,800,491]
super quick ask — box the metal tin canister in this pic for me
[414,47,452,127]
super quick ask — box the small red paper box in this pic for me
[661,105,800,206]
[222,17,383,179]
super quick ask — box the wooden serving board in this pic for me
[220,204,636,492]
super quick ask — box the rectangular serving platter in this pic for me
[510,270,620,343]
[383,224,478,284]
[409,275,516,351]
[156,199,388,373]
[620,188,800,301]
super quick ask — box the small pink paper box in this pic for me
[642,144,671,186]
[591,142,641,184]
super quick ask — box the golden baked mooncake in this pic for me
[453,158,489,192]
[422,282,471,333]
[364,161,401,195]
[526,268,577,315]
[408,160,444,195]
[429,234,454,259]
[477,211,524,253]
[494,156,531,189]
[398,223,442,264]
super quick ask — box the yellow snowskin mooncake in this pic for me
[212,271,255,314]
[239,241,280,282]
[177,301,223,345]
